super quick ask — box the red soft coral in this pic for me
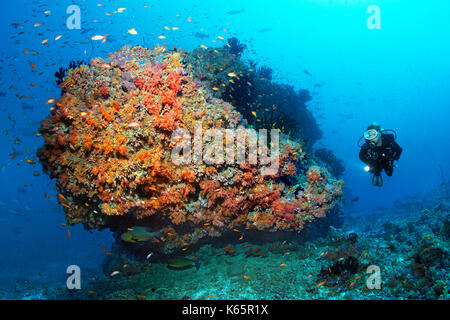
[167,70,182,93]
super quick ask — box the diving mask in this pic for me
[364,129,380,141]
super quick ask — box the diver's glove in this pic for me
[372,174,383,187]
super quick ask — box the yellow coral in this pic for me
[165,52,184,70]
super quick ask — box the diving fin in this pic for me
[372,174,383,187]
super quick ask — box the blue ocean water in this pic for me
[0,0,449,300]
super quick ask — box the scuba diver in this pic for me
[358,122,402,187]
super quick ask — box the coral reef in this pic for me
[343,186,449,299]
[12,184,448,300]
[225,37,246,56]
[182,40,322,147]
[381,204,449,299]
[55,60,89,86]
[38,45,343,253]
[313,148,345,178]
[256,65,273,81]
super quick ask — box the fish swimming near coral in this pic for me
[313,82,326,88]
[258,28,272,33]
[167,258,200,271]
[194,32,210,39]
[120,226,162,243]
[81,27,95,34]
[226,8,245,15]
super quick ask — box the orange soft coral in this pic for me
[37,45,343,254]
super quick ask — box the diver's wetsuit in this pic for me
[359,133,402,177]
